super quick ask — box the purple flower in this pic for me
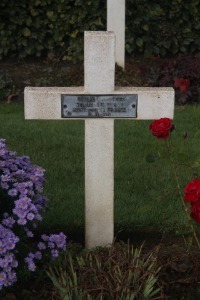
[34,251,42,260]
[51,249,59,258]
[0,225,19,254]
[35,167,45,177]
[35,214,42,221]
[25,257,33,264]
[2,216,15,228]
[17,219,27,225]
[8,188,18,197]
[0,139,67,289]
[0,258,9,268]
[7,271,17,284]
[1,174,11,182]
[0,161,5,168]
[37,242,46,250]
[41,234,49,241]
[0,272,6,282]
[48,242,55,249]
[26,213,35,221]
[27,261,36,272]
[11,260,18,268]
[24,228,34,238]
[28,252,35,259]
[13,208,27,219]
[0,148,6,156]
[1,182,9,190]
[10,164,18,171]
[15,197,31,210]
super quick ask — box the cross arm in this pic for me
[24,86,174,120]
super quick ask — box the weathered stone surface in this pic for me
[24,31,175,249]
[107,0,125,69]
[25,86,174,120]
[85,119,114,248]
[84,31,115,94]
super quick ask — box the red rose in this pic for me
[149,118,174,139]
[184,179,200,203]
[174,78,190,93]
[190,201,200,223]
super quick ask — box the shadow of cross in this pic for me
[24,31,174,249]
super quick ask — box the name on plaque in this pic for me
[61,94,137,118]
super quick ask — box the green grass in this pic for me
[1,103,200,237]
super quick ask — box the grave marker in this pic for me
[25,31,174,249]
[107,0,125,69]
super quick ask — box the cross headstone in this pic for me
[24,31,174,249]
[107,0,125,69]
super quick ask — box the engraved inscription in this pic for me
[61,94,137,118]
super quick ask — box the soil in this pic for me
[0,228,200,299]
[0,57,84,103]
[0,55,146,104]
[1,57,200,299]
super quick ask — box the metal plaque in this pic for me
[61,94,137,118]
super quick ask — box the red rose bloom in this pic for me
[190,201,200,223]
[184,179,200,203]
[174,78,190,93]
[149,118,174,139]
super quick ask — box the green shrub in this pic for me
[0,73,15,101]
[47,242,162,299]
[1,0,200,61]
[138,55,200,105]
[0,0,106,61]
[126,0,200,57]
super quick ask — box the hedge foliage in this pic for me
[1,0,200,61]
[126,0,200,57]
[0,0,106,61]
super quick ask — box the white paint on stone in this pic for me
[107,0,125,69]
[25,32,116,249]
[84,31,115,94]
[25,86,174,120]
[84,31,115,248]
[24,31,175,250]
[85,119,114,248]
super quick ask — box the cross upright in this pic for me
[107,0,125,69]
[25,31,174,249]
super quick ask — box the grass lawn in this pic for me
[1,103,200,239]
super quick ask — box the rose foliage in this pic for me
[149,118,200,225]
[0,139,67,289]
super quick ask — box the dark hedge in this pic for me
[0,0,200,61]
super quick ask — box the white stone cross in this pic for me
[107,0,125,69]
[25,31,174,249]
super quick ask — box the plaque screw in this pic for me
[132,104,135,108]
[64,105,67,108]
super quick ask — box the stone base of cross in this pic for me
[25,31,174,249]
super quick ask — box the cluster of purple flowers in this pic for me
[0,225,19,288]
[25,232,67,271]
[0,139,67,289]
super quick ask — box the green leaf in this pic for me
[47,11,54,18]
[142,24,149,31]
[146,154,160,163]
[136,38,143,47]
[164,40,171,49]
[182,27,191,33]
[174,152,190,163]
[22,27,31,37]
